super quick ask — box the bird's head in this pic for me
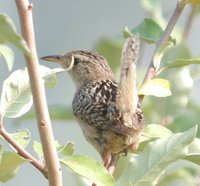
[41,50,114,86]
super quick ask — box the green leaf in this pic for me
[61,155,115,186]
[184,138,200,165]
[163,57,200,69]
[11,129,31,148]
[138,124,173,153]
[0,66,65,119]
[0,14,30,55]
[57,141,75,156]
[0,44,14,71]
[138,78,172,97]
[131,18,163,43]
[123,26,133,38]
[117,126,197,186]
[0,67,33,118]
[41,67,65,88]
[0,151,26,182]
[33,140,63,159]
[33,141,43,160]
[153,41,175,71]
[142,124,173,140]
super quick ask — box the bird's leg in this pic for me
[101,152,119,175]
[91,152,111,186]
[106,153,119,175]
[101,152,111,168]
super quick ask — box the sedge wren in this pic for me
[41,37,144,174]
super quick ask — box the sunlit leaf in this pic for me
[0,44,14,71]
[131,18,163,43]
[61,155,115,186]
[123,26,133,38]
[184,138,200,165]
[117,126,197,186]
[142,124,173,139]
[0,151,26,182]
[139,124,173,152]
[0,66,66,119]
[57,141,75,156]
[138,78,172,97]
[33,140,66,159]
[0,14,30,55]
[11,129,31,148]
[0,67,33,118]
[33,141,43,160]
[41,67,65,88]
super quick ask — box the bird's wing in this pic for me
[73,79,144,136]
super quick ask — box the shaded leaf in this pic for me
[57,141,75,156]
[12,129,31,148]
[0,14,30,55]
[138,78,172,97]
[163,57,200,69]
[61,155,115,186]
[0,44,14,71]
[153,41,175,71]
[131,18,163,43]
[0,151,26,182]
[117,126,197,186]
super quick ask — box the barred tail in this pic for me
[118,37,140,113]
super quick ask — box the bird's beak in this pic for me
[41,54,75,71]
[41,55,65,64]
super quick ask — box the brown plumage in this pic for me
[41,37,144,175]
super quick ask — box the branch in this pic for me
[139,0,186,103]
[0,125,47,178]
[14,1,62,186]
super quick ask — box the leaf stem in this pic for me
[139,0,186,103]
[14,1,62,186]
[0,125,48,178]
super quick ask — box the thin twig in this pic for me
[139,1,186,103]
[0,125,48,178]
[14,1,62,186]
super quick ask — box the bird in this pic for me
[41,37,144,175]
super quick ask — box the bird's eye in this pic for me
[74,58,80,65]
